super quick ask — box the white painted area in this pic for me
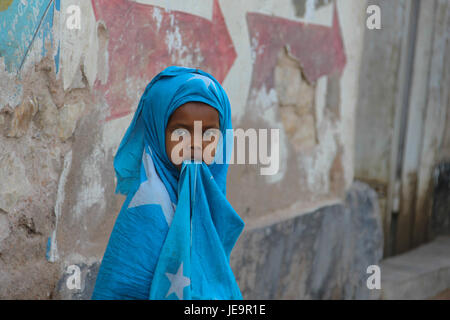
[102,113,134,154]
[73,143,106,220]
[48,150,73,263]
[297,119,337,195]
[304,116,334,192]
[135,0,214,20]
[249,85,288,184]
[165,25,205,66]
[60,0,99,90]
[335,0,367,190]
[304,0,316,22]
[152,6,163,31]
[315,75,327,130]
[308,2,333,27]
[0,58,23,110]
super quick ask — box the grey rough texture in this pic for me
[230,181,384,300]
[380,236,450,300]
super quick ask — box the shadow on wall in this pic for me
[431,163,450,238]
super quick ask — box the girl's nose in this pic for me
[190,144,203,161]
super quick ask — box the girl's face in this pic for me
[165,102,220,170]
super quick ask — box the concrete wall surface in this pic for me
[0,0,401,299]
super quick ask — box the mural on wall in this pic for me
[0,0,59,73]
[245,4,346,153]
[247,5,346,89]
[228,3,348,213]
[91,0,236,121]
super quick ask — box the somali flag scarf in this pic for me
[91,66,245,300]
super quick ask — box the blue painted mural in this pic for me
[0,0,60,73]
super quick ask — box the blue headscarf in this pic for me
[92,66,245,300]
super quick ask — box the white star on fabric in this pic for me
[187,74,217,90]
[128,149,175,227]
[165,262,190,300]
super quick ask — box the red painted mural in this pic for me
[246,5,346,90]
[91,0,236,121]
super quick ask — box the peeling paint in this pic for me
[48,150,73,263]
[73,144,106,220]
[250,85,288,184]
[60,0,99,91]
[0,0,56,73]
[0,58,23,109]
[153,6,163,31]
[101,113,133,154]
[297,119,338,195]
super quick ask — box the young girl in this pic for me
[92,66,245,300]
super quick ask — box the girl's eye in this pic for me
[203,128,220,139]
[172,128,189,137]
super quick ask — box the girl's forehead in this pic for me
[167,102,220,125]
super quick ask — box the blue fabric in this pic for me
[92,66,244,300]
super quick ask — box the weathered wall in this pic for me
[432,10,450,239]
[0,0,379,299]
[355,0,450,256]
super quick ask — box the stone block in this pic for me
[380,236,450,299]
[230,181,383,299]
